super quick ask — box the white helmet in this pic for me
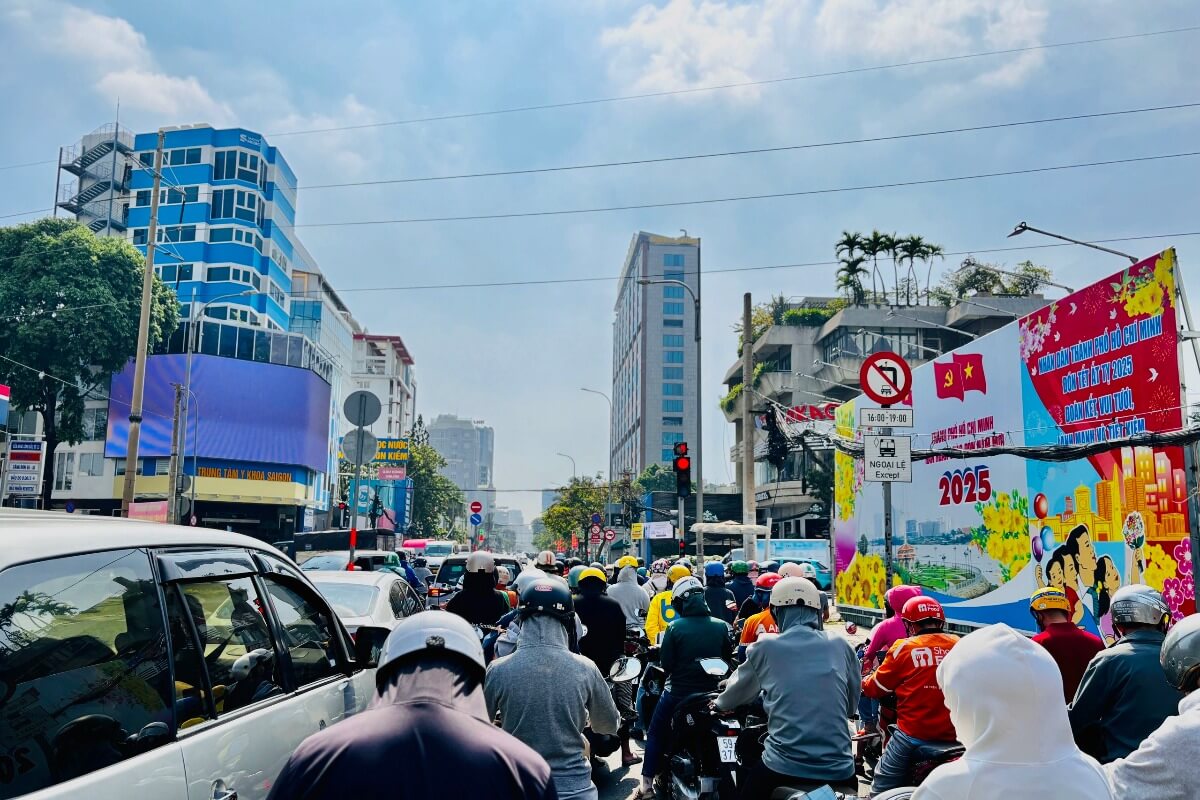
[377,610,485,688]
[535,550,556,567]
[496,565,511,583]
[770,577,822,611]
[671,576,704,602]
[511,567,545,594]
[779,561,818,580]
[465,551,495,573]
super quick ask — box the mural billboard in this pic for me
[835,249,1193,637]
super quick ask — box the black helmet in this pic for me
[413,557,427,568]
[566,557,584,569]
[518,576,575,623]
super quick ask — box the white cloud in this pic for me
[54,7,151,70]
[95,70,233,124]
[601,0,1048,97]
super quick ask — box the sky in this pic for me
[1,0,1198,522]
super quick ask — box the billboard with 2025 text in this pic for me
[835,249,1193,634]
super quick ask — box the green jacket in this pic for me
[661,592,734,696]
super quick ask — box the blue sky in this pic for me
[2,0,1198,521]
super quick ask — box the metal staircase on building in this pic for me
[56,124,135,233]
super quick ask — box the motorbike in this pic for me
[656,657,741,800]
[586,655,643,763]
[638,643,665,738]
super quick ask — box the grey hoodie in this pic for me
[485,615,620,800]
[1105,690,1200,799]
[608,565,650,629]
[715,602,858,781]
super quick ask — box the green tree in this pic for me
[1002,260,1054,295]
[803,467,833,513]
[409,413,429,446]
[0,219,178,508]
[537,475,607,552]
[635,463,677,493]
[407,442,464,537]
[835,255,869,305]
[929,256,1053,305]
[862,230,897,305]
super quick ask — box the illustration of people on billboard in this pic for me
[834,249,1196,631]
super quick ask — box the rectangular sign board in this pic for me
[631,523,644,541]
[859,407,914,428]
[864,435,912,482]
[4,440,44,497]
[644,521,676,539]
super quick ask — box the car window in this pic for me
[387,582,405,618]
[0,549,174,798]
[425,543,454,557]
[311,581,378,618]
[435,560,465,585]
[261,579,339,686]
[401,584,423,617]
[177,578,283,718]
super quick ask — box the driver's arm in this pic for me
[714,658,760,711]
[862,640,903,699]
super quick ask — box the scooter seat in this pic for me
[770,777,860,799]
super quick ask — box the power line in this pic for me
[297,102,1200,190]
[0,207,54,220]
[266,24,1200,138]
[293,150,1200,228]
[0,159,55,172]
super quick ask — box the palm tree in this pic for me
[835,231,868,299]
[836,255,869,305]
[922,242,945,304]
[862,230,895,306]
[896,235,926,306]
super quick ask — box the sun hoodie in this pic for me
[862,584,923,665]
[913,624,1113,800]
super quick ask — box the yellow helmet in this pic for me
[667,564,692,584]
[617,556,638,569]
[1030,587,1071,614]
[578,567,607,585]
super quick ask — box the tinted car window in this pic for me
[262,579,339,686]
[0,549,174,798]
[435,559,466,586]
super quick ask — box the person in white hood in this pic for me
[913,623,1112,800]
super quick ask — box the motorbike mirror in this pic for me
[698,657,731,677]
[609,656,643,683]
[353,625,391,668]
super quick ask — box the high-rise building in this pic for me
[428,414,495,517]
[351,334,417,439]
[611,232,700,479]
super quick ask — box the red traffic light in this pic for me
[673,456,691,471]
[673,442,688,457]
[678,540,687,552]
[478,533,485,542]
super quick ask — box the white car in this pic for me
[0,508,391,800]
[307,570,424,636]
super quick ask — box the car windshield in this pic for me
[435,561,465,585]
[425,544,454,557]
[311,582,378,617]
[301,555,350,571]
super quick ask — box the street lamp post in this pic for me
[638,276,704,564]
[1007,221,1136,266]
[557,452,577,480]
[581,387,613,561]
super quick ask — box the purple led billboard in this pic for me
[106,354,331,473]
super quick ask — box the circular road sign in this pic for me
[591,513,603,525]
[190,515,198,526]
[860,351,913,406]
[469,512,483,526]
[342,429,379,466]
[343,390,382,427]
[603,528,617,542]
[589,523,602,536]
[470,500,484,514]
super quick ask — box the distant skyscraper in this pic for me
[428,414,496,516]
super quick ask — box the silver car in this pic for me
[308,570,424,636]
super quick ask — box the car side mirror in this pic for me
[353,625,392,668]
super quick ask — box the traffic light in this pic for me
[672,442,691,498]
[337,501,348,527]
[678,539,687,555]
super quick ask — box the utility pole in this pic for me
[166,383,183,523]
[120,129,164,516]
[741,292,757,558]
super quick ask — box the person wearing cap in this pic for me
[267,612,556,800]
[735,570,777,626]
[639,576,733,797]
[1104,612,1200,799]
[703,561,738,624]
[715,577,859,798]
[644,559,671,598]
[609,555,651,631]
[1069,584,1182,762]
[727,560,755,607]
[644,563,692,644]
[1029,586,1104,702]
[574,567,641,766]
[737,573,782,660]
[445,551,511,627]
[486,576,619,800]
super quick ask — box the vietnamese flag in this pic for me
[0,383,8,428]
[953,352,988,395]
[934,360,964,401]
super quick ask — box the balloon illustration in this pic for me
[1033,493,1048,520]
[1040,526,1056,555]
[1031,531,1044,562]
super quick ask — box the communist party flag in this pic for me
[934,359,964,400]
[953,352,987,395]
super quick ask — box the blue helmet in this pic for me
[704,562,725,578]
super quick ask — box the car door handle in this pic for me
[213,785,238,800]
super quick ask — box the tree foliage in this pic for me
[536,475,606,551]
[836,229,944,306]
[407,442,464,538]
[928,257,1054,305]
[0,219,179,507]
[634,463,676,493]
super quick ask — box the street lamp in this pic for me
[1008,221,1136,266]
[948,298,1022,318]
[556,452,577,480]
[885,309,979,340]
[638,275,705,563]
[855,328,944,356]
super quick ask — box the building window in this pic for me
[81,407,108,441]
[156,225,196,243]
[54,451,75,490]
[234,190,258,222]
[663,416,683,426]
[663,383,683,396]
[167,147,202,166]
[663,399,683,412]
[664,285,685,299]
[661,448,675,462]
[209,227,234,242]
[132,228,147,245]
[155,263,194,283]
[663,302,684,315]
[662,432,684,445]
[664,254,685,267]
[211,188,235,219]
[663,318,683,328]
[664,351,684,363]
[140,186,199,206]
[664,270,684,281]
[663,334,684,347]
[663,367,683,379]
[78,452,105,476]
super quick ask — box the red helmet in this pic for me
[901,596,945,625]
[755,572,783,590]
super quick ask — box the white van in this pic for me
[0,509,392,800]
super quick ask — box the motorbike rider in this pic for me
[737,572,782,659]
[728,559,755,607]
[534,550,561,576]
[567,564,587,595]
[494,570,586,659]
[715,577,859,799]
[411,556,433,592]
[445,552,511,627]
[913,623,1112,800]
[1029,586,1104,702]
[486,576,619,800]
[1105,612,1200,799]
[635,566,649,586]
[859,585,922,736]
[395,550,422,590]
[703,561,738,624]
[574,567,641,767]
[863,596,960,796]
[1069,584,1182,763]
[747,560,761,581]
[639,576,734,798]
[736,570,779,626]
[495,565,518,609]
[608,555,651,631]
[644,559,671,598]
[645,564,692,643]
[268,611,556,800]
[779,561,829,621]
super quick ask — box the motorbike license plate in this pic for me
[717,736,738,763]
